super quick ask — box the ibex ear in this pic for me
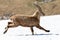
[33,1,38,5]
[33,1,40,8]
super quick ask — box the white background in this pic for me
[0,15,60,40]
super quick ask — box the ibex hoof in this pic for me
[45,30,50,32]
[3,31,6,34]
[32,33,34,35]
[5,27,7,29]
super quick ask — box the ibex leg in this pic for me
[36,24,50,32]
[30,27,34,35]
[3,27,8,34]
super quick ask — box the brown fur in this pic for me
[3,1,50,35]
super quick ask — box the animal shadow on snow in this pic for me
[17,33,59,36]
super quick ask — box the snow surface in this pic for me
[0,15,60,40]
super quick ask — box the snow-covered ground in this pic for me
[0,15,60,40]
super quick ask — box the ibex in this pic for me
[3,1,50,35]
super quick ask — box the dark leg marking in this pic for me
[30,27,34,35]
[36,24,50,32]
[3,27,8,34]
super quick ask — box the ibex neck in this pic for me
[33,10,40,20]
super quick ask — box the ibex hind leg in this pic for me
[3,22,13,34]
[3,27,8,34]
[36,24,50,32]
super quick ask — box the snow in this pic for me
[0,15,60,40]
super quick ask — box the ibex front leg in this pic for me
[30,27,34,35]
[36,24,50,32]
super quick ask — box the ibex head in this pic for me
[33,1,45,16]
